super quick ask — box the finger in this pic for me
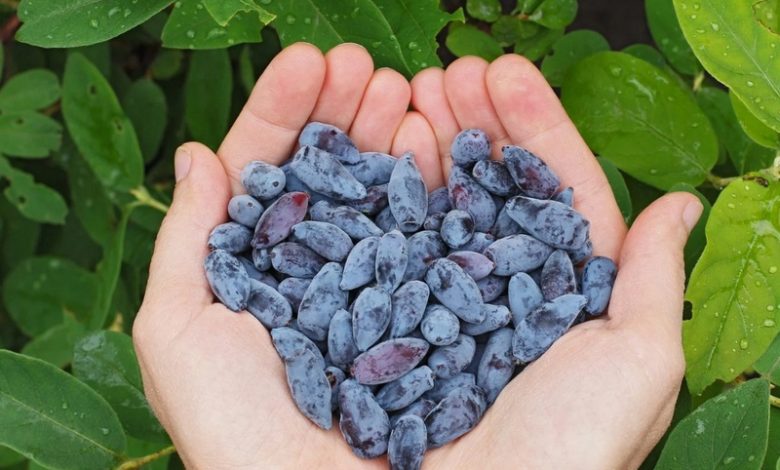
[391,111,445,189]
[309,43,374,130]
[349,68,411,153]
[218,43,326,191]
[139,143,231,331]
[485,54,626,259]
[443,56,511,160]
[609,192,703,336]
[410,67,460,176]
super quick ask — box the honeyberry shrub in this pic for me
[0,0,776,467]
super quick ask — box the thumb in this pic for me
[139,143,231,333]
[608,192,703,336]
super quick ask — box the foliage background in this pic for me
[0,0,778,468]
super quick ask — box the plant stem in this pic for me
[692,71,705,93]
[770,395,780,409]
[116,445,176,470]
[130,186,170,214]
[707,173,739,189]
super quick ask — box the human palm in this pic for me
[133,43,701,469]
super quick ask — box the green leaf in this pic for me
[203,0,275,26]
[238,45,256,97]
[622,43,667,69]
[184,49,232,150]
[0,156,67,224]
[125,438,172,470]
[16,0,173,48]
[466,0,502,22]
[0,199,41,276]
[0,112,62,158]
[597,157,633,223]
[0,446,24,467]
[561,52,718,190]
[754,0,780,35]
[683,181,780,394]
[514,25,564,61]
[645,0,700,75]
[161,0,269,49]
[668,183,710,274]
[541,30,610,87]
[754,333,780,384]
[526,0,577,30]
[121,79,168,163]
[490,15,536,47]
[73,331,167,442]
[446,23,504,61]
[730,90,780,150]
[62,54,144,192]
[20,317,86,368]
[2,257,98,337]
[150,49,184,80]
[673,0,780,133]
[696,87,775,174]
[655,379,770,469]
[69,43,111,78]
[0,69,59,112]
[765,407,780,470]
[0,350,126,470]
[265,0,464,77]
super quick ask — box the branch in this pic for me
[116,445,176,470]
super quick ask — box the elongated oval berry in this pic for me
[376,230,408,293]
[461,304,511,336]
[403,231,447,282]
[241,160,286,200]
[251,247,272,271]
[512,294,587,363]
[252,192,309,249]
[423,212,446,231]
[270,242,326,278]
[277,277,311,312]
[569,238,593,265]
[553,187,574,206]
[375,366,435,411]
[390,399,437,427]
[427,334,477,379]
[346,151,397,185]
[291,145,367,200]
[541,249,576,300]
[388,152,428,232]
[505,196,589,250]
[270,327,325,368]
[440,210,475,248]
[374,205,399,233]
[477,328,515,404]
[284,348,332,429]
[328,309,360,366]
[309,201,384,239]
[228,194,264,228]
[352,287,393,351]
[388,415,427,470]
[325,366,346,410]
[351,338,430,385]
[451,129,490,167]
[423,372,476,402]
[344,184,389,216]
[291,221,354,262]
[338,379,391,459]
[472,160,516,196]
[282,165,333,205]
[389,281,430,338]
[502,145,560,199]
[484,234,553,276]
[447,251,495,281]
[508,272,544,326]
[420,305,460,346]
[204,249,250,311]
[297,263,348,341]
[208,222,252,253]
[299,121,360,163]
[458,231,495,253]
[491,205,523,239]
[239,257,278,289]
[448,166,496,232]
[425,259,485,323]
[581,256,617,315]
[340,236,379,290]
[476,275,508,303]
[425,385,487,448]
[246,279,292,329]
[427,187,452,214]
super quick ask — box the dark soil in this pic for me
[571,0,652,49]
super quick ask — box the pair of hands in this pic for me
[132,43,703,469]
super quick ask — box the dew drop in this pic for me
[407,41,418,50]
[727,203,735,209]
[609,66,622,77]
[747,80,755,87]
[723,456,735,465]
[107,7,120,17]
[100,428,109,435]
[739,339,748,349]
[766,305,775,312]
[303,17,311,24]
[286,14,296,24]
[89,18,99,28]
[711,23,719,31]
[770,266,778,273]
[186,30,195,38]
[764,319,776,327]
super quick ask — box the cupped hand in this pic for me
[133,43,703,469]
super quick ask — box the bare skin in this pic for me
[133,43,703,470]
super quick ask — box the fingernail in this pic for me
[682,199,704,232]
[174,147,192,182]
